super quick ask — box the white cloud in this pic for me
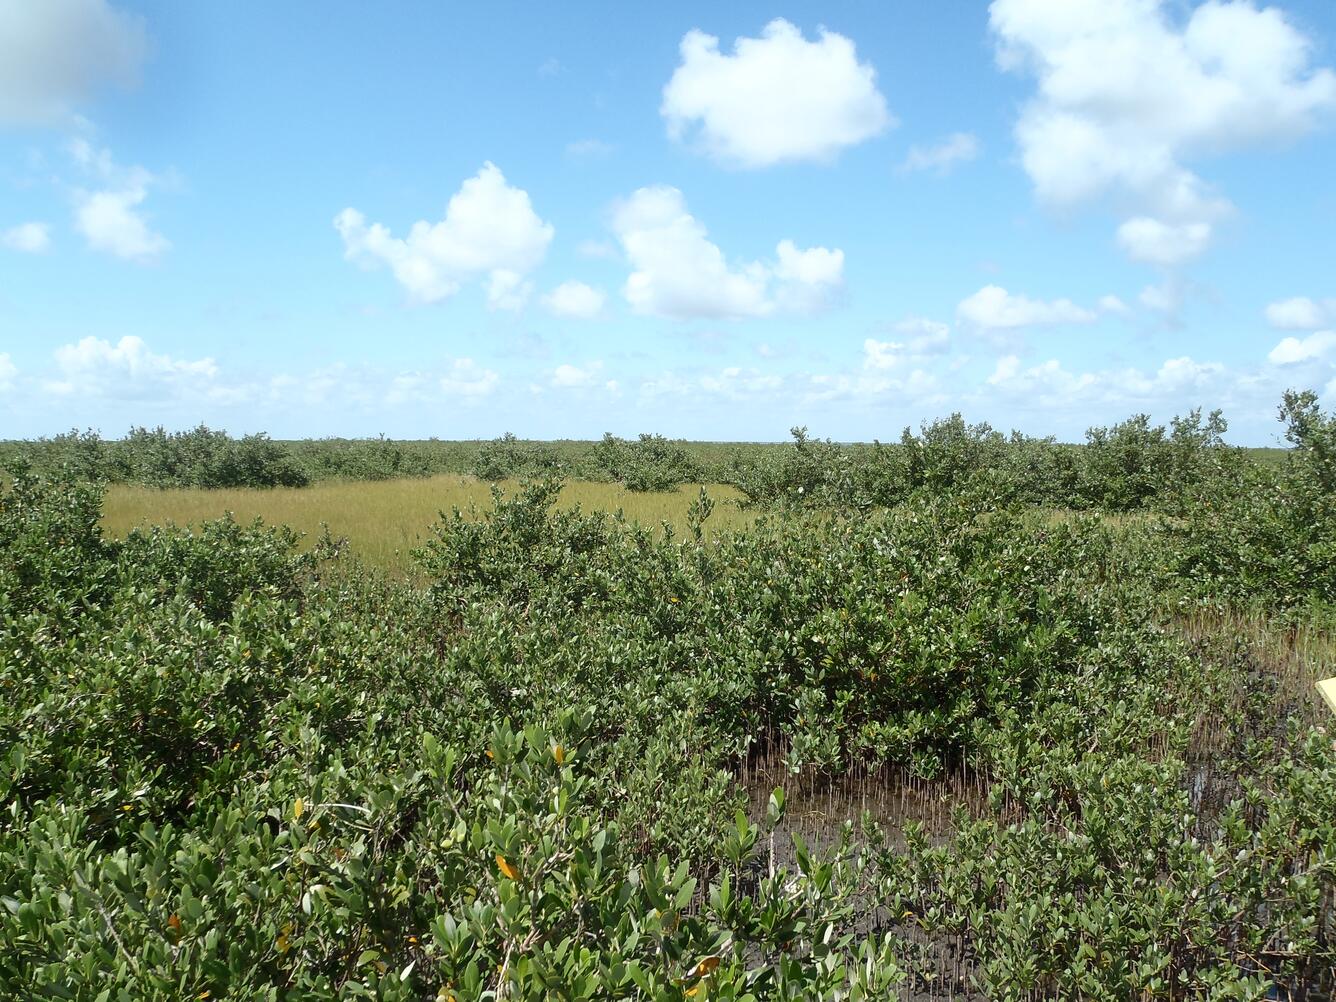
[46,336,216,398]
[1268,330,1336,365]
[1265,296,1333,330]
[661,18,892,167]
[2,221,50,252]
[551,362,603,388]
[1139,279,1185,316]
[989,0,1336,262]
[698,367,784,400]
[863,318,952,371]
[1098,294,1130,315]
[69,139,169,261]
[863,338,903,372]
[957,284,1097,330]
[565,138,615,157]
[440,358,500,397]
[335,162,554,304]
[640,366,785,402]
[773,240,845,312]
[0,0,147,126]
[986,352,1223,402]
[900,132,980,175]
[384,372,430,406]
[576,238,619,261]
[987,355,1097,396]
[893,317,951,353]
[612,184,767,319]
[0,353,16,391]
[1153,355,1224,390]
[542,281,606,319]
[485,269,531,312]
[802,366,940,405]
[611,185,843,319]
[1115,216,1212,266]
[74,185,168,261]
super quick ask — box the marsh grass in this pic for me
[101,476,754,573]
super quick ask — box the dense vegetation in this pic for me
[2,393,1333,999]
[0,408,1282,505]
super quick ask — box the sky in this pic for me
[2,0,1336,444]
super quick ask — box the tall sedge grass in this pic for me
[102,476,753,574]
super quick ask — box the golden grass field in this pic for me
[102,477,753,573]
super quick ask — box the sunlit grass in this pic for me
[102,476,754,573]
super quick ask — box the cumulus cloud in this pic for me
[1268,330,1336,365]
[611,185,843,319]
[988,355,1096,397]
[899,132,980,175]
[1266,296,1334,330]
[551,362,603,388]
[698,367,784,400]
[893,317,952,354]
[862,339,902,372]
[0,352,17,391]
[957,285,1097,330]
[69,139,169,261]
[772,240,845,312]
[662,18,892,167]
[1152,355,1225,390]
[1098,294,1131,315]
[542,281,606,319]
[863,318,952,371]
[485,269,531,312]
[2,221,50,253]
[75,185,168,260]
[989,0,1336,263]
[335,163,554,304]
[275,359,505,410]
[803,366,940,406]
[45,335,216,398]
[1138,277,1191,319]
[1116,217,1213,266]
[986,352,1224,402]
[386,362,500,404]
[440,358,500,397]
[640,366,785,402]
[0,0,147,126]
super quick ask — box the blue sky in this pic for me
[2,0,1335,444]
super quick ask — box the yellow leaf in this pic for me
[694,955,720,976]
[293,797,304,820]
[167,913,183,937]
[685,986,700,998]
[485,749,494,760]
[553,744,565,765]
[495,854,518,881]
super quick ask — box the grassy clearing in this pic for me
[101,476,753,572]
